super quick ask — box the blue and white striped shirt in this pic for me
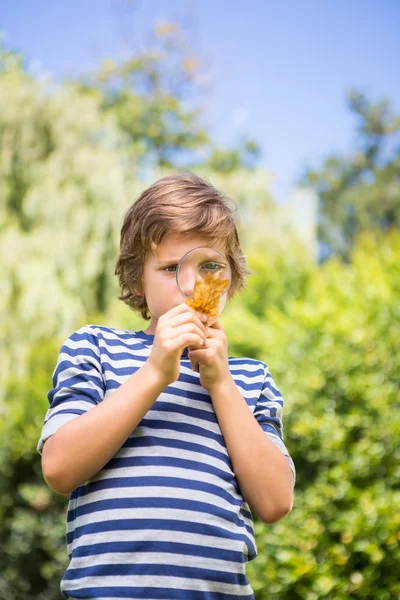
[38,325,295,600]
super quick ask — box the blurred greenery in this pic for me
[1,28,399,600]
[74,21,261,172]
[242,230,400,600]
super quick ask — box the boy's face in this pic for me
[140,233,228,334]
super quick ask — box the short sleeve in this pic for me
[253,364,296,482]
[37,325,105,454]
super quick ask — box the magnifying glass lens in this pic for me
[176,247,231,325]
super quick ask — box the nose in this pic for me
[179,267,198,298]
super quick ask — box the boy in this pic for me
[38,171,295,600]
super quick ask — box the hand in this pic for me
[187,318,232,393]
[147,304,208,387]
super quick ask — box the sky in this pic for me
[1,0,399,201]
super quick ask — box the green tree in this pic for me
[0,34,263,392]
[240,230,400,600]
[0,39,275,598]
[75,21,261,172]
[0,42,137,392]
[304,91,400,260]
[0,340,68,599]
[2,34,399,600]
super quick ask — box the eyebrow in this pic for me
[157,257,228,267]
[157,259,181,266]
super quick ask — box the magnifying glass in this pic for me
[176,247,231,326]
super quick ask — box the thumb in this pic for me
[187,344,200,372]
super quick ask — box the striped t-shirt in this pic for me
[38,324,295,600]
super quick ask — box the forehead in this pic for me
[149,233,226,263]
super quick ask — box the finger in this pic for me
[189,353,202,372]
[187,344,203,372]
[163,331,206,353]
[187,340,205,353]
[160,302,207,324]
[188,347,210,363]
[160,304,207,331]
[165,323,207,344]
[159,303,190,320]
[203,326,224,339]
[188,334,209,351]
[196,336,217,347]
[164,310,208,335]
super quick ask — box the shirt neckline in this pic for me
[135,330,155,343]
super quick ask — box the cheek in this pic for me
[146,276,180,313]
[219,294,228,313]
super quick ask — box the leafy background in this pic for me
[0,14,399,600]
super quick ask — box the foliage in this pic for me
[0,340,68,598]
[1,33,399,600]
[241,230,400,600]
[304,91,400,260]
[2,230,398,599]
[76,21,261,172]
[0,41,137,393]
[0,39,264,394]
[76,21,208,167]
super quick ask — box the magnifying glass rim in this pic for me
[175,246,231,299]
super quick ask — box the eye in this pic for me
[163,265,177,273]
[200,262,225,272]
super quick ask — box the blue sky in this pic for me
[2,0,399,200]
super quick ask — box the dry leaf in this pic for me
[186,272,229,317]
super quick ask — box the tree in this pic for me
[0,42,137,394]
[76,21,261,172]
[241,230,400,599]
[304,91,400,260]
[0,36,269,395]
[2,32,398,600]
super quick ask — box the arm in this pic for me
[41,305,207,496]
[210,376,294,524]
[42,361,165,495]
[187,320,294,524]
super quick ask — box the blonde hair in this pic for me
[115,171,251,320]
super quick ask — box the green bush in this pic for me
[243,230,400,599]
[0,340,68,598]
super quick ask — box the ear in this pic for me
[132,283,143,297]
